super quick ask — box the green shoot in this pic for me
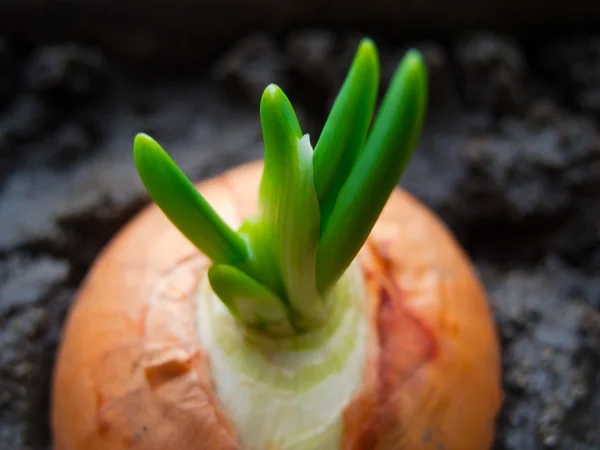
[133,39,428,336]
[133,133,248,265]
[258,85,323,326]
[316,50,428,293]
[208,264,295,336]
[258,84,303,224]
[312,38,380,231]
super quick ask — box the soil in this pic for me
[0,30,598,450]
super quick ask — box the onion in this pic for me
[51,38,502,450]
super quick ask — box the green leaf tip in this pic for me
[315,47,428,293]
[257,83,323,326]
[260,83,302,139]
[313,37,380,232]
[258,83,303,222]
[133,132,248,266]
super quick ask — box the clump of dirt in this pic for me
[481,258,600,449]
[0,30,598,450]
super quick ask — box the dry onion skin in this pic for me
[51,39,503,450]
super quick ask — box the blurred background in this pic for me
[0,2,599,449]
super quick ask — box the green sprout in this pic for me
[133,38,428,336]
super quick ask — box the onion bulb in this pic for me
[51,38,502,450]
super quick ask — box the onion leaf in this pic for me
[133,42,429,335]
[133,133,248,265]
[259,85,323,327]
[312,38,380,231]
[316,50,428,293]
[258,84,303,225]
[208,264,295,335]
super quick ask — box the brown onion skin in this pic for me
[51,160,502,450]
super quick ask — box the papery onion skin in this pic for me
[51,160,502,450]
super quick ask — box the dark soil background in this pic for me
[0,27,599,450]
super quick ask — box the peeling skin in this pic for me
[52,174,241,450]
[352,243,438,449]
[344,191,502,450]
[80,253,240,450]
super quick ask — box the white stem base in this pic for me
[195,261,369,450]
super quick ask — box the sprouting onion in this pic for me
[134,38,427,336]
[51,36,504,450]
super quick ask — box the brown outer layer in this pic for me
[51,160,503,450]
